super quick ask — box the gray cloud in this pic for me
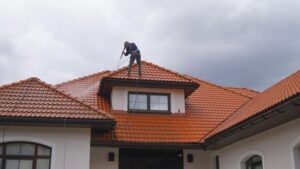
[0,0,299,91]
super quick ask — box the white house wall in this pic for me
[111,86,185,113]
[209,117,300,169]
[90,147,119,169]
[184,149,210,169]
[0,126,91,169]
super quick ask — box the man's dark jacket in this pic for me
[124,43,140,56]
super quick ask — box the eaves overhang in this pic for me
[203,94,300,150]
[98,77,200,98]
[0,117,115,130]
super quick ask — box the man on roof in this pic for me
[123,41,142,76]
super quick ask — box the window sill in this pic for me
[127,110,171,114]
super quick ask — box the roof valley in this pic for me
[200,98,253,142]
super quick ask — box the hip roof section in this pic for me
[0,77,112,120]
[207,70,300,138]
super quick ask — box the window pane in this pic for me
[150,95,168,111]
[37,159,50,169]
[6,159,33,169]
[246,155,263,169]
[37,146,51,156]
[5,159,19,169]
[21,144,35,155]
[19,160,33,169]
[6,143,21,155]
[129,94,147,110]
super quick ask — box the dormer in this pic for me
[99,61,199,113]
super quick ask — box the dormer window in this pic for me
[128,93,148,110]
[128,92,170,113]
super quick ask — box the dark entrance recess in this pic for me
[119,149,183,169]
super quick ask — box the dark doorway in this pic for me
[119,149,183,169]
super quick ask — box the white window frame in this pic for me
[127,92,171,113]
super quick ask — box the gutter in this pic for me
[0,117,115,130]
[91,141,203,149]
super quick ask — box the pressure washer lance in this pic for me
[117,47,126,68]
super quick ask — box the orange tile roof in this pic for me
[54,61,300,144]
[105,61,195,83]
[207,70,300,138]
[226,87,259,98]
[58,64,250,143]
[0,77,112,120]
[96,111,194,143]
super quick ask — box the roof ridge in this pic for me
[0,77,39,91]
[140,61,197,82]
[184,75,253,99]
[55,70,111,87]
[30,78,113,119]
[104,60,196,82]
[103,63,131,78]
[227,87,260,94]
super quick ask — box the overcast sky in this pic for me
[0,0,299,91]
